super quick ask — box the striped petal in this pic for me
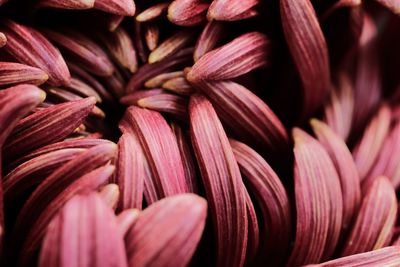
[323,73,354,141]
[308,246,400,267]
[126,47,193,93]
[0,19,70,86]
[10,137,112,168]
[168,0,208,26]
[193,21,224,62]
[0,62,48,87]
[39,192,127,267]
[3,148,85,205]
[189,94,248,267]
[94,0,135,16]
[136,92,188,122]
[136,3,169,22]
[341,176,397,256]
[97,27,138,73]
[0,84,46,147]
[192,80,288,157]
[148,30,195,64]
[144,71,183,88]
[162,77,194,95]
[288,128,343,266]
[208,0,259,21]
[231,139,291,265]
[280,0,331,117]
[365,122,400,189]
[67,61,115,103]
[43,28,114,76]
[120,106,190,203]
[187,32,269,82]
[171,123,198,193]
[311,119,361,233]
[63,77,102,102]
[20,165,115,266]
[0,84,45,253]
[352,105,391,183]
[12,143,117,260]
[125,194,207,267]
[115,133,144,210]
[4,97,96,160]
[36,0,95,9]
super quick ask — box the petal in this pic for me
[168,0,208,26]
[94,0,135,16]
[193,21,224,62]
[323,73,354,141]
[0,84,45,146]
[280,0,331,117]
[125,194,207,267]
[144,23,159,51]
[120,88,164,106]
[187,32,269,82]
[39,192,127,267]
[148,30,196,64]
[4,97,96,160]
[144,71,183,88]
[288,128,343,265]
[9,137,112,168]
[12,143,117,260]
[99,183,120,210]
[341,176,397,256]
[208,0,259,21]
[231,139,291,265]
[36,0,95,9]
[136,3,169,22]
[136,92,189,122]
[126,47,193,93]
[189,94,248,267]
[171,123,198,193]
[97,27,138,73]
[311,119,361,233]
[67,61,115,103]
[309,246,400,267]
[352,105,391,183]
[243,185,259,265]
[117,209,140,237]
[192,80,288,157]
[366,122,400,188]
[64,77,102,102]
[352,14,382,132]
[0,19,71,86]
[361,120,400,191]
[0,31,6,47]
[3,148,86,205]
[115,133,144,210]
[21,165,115,266]
[43,28,114,76]
[0,62,48,87]
[0,84,45,253]
[120,106,190,203]
[162,77,194,95]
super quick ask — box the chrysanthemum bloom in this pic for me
[0,0,399,266]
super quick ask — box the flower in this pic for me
[0,0,399,266]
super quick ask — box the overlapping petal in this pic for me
[189,94,248,267]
